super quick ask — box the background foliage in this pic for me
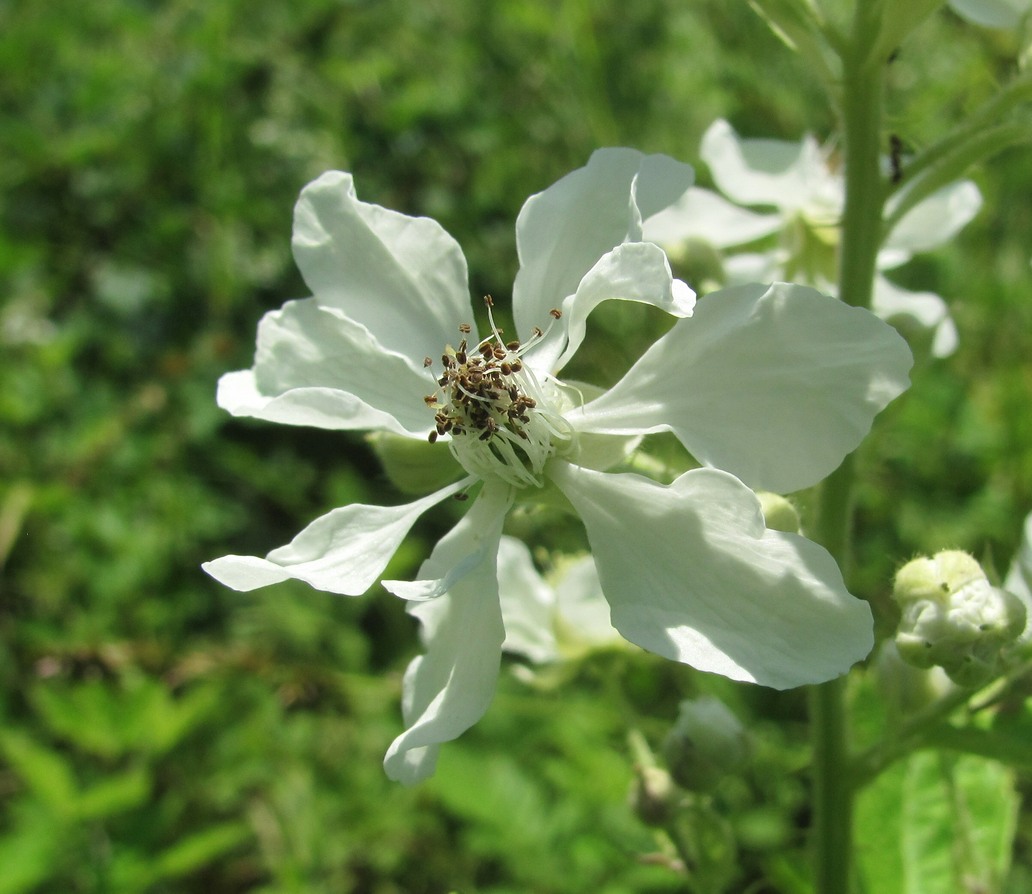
[1,1,1030,891]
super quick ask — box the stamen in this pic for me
[422,298,575,488]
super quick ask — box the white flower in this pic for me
[496,536,624,664]
[645,119,983,358]
[1005,510,1032,645]
[203,150,912,783]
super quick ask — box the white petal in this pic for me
[1005,512,1032,644]
[496,536,560,664]
[568,282,913,494]
[872,275,959,358]
[512,148,694,360]
[202,478,472,595]
[1005,512,1032,602]
[883,181,982,260]
[722,250,786,286]
[550,463,874,688]
[292,171,474,363]
[218,298,437,436]
[382,484,511,783]
[552,555,623,651]
[643,187,783,250]
[948,0,1030,28]
[541,242,695,374]
[700,120,842,219]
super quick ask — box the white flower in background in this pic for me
[204,150,912,783]
[949,0,1031,28]
[1005,510,1032,643]
[496,536,624,665]
[645,118,983,358]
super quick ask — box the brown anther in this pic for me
[428,431,438,444]
[483,294,495,308]
[481,344,494,358]
[458,322,472,334]
[455,351,467,365]
[549,308,562,319]
[423,356,433,368]
[506,340,521,351]
[454,492,469,501]
[500,363,512,376]
[493,345,507,360]
[531,326,543,338]
[441,354,452,367]
[510,359,522,372]
[423,395,437,406]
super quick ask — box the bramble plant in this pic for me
[200,1,1032,889]
[5,1,1032,892]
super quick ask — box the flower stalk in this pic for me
[809,4,888,892]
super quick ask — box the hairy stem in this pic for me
[809,4,886,892]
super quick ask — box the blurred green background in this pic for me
[2,1,1031,891]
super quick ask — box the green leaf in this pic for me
[152,822,252,880]
[72,766,151,820]
[0,804,65,894]
[857,752,1018,893]
[0,729,77,811]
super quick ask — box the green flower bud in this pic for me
[366,431,463,494]
[630,765,678,827]
[892,551,1027,687]
[757,492,801,534]
[663,697,749,792]
[665,237,727,294]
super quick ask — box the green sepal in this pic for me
[366,432,464,495]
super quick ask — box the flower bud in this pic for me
[663,697,749,792]
[366,431,462,494]
[630,765,678,827]
[757,492,801,534]
[665,237,726,293]
[892,550,1027,687]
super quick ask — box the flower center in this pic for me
[424,297,574,488]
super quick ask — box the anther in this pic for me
[423,357,433,368]
[483,294,494,308]
[458,322,472,334]
[549,308,562,319]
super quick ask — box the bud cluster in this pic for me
[892,550,1027,687]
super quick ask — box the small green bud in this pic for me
[630,765,678,827]
[663,697,749,792]
[757,492,801,534]
[892,551,1027,687]
[366,431,463,494]
[665,237,727,294]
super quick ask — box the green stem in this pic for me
[809,6,887,893]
